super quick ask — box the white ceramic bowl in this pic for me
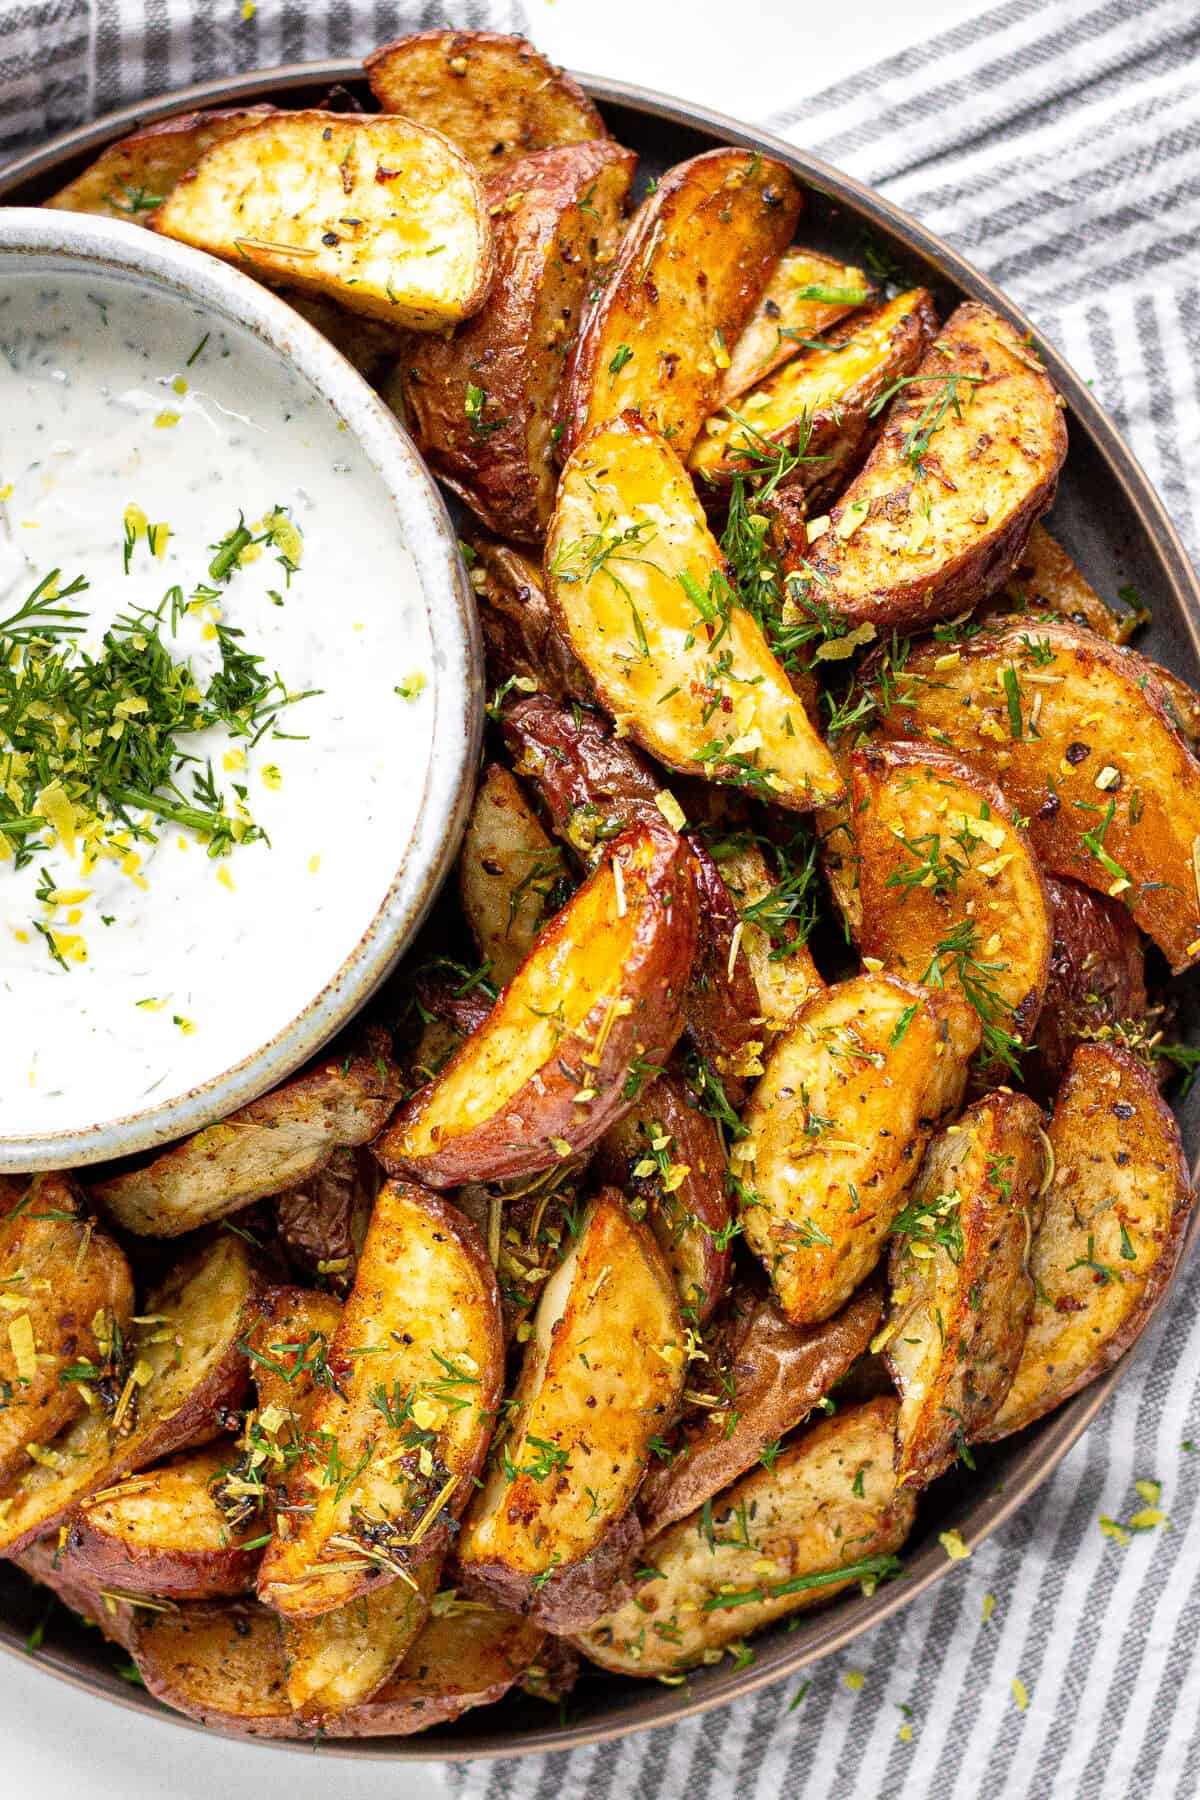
[0,207,481,1173]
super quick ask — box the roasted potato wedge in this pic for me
[283,1556,440,1723]
[45,107,275,221]
[376,821,697,1188]
[982,1046,1193,1439]
[875,619,1200,970]
[1030,873,1147,1091]
[742,974,981,1325]
[790,303,1067,631]
[596,1071,733,1324]
[0,1234,261,1557]
[274,1148,377,1294]
[708,832,826,1031]
[256,1182,503,1619]
[578,1397,915,1675]
[882,1091,1046,1487]
[457,1190,685,1629]
[16,1537,136,1650]
[398,140,636,541]
[1000,522,1142,645]
[152,111,493,330]
[64,1443,262,1599]
[716,248,873,404]
[852,741,1053,1060]
[470,536,594,703]
[459,763,571,989]
[692,288,935,490]
[365,29,606,171]
[559,148,800,458]
[93,1026,401,1236]
[639,1276,884,1536]
[546,416,844,810]
[0,1174,134,1484]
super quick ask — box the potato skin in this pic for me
[152,111,494,330]
[470,536,595,704]
[0,1235,262,1556]
[92,1025,401,1236]
[876,618,1200,970]
[578,1398,916,1675]
[595,1071,733,1324]
[459,762,570,990]
[455,1190,685,1630]
[981,1046,1193,1439]
[639,1276,884,1536]
[559,148,801,457]
[0,1174,134,1484]
[742,974,981,1326]
[399,141,636,541]
[883,1091,1046,1487]
[46,107,275,221]
[65,1443,262,1599]
[16,1537,136,1650]
[375,821,698,1188]
[851,740,1053,1056]
[273,1146,377,1294]
[1029,873,1147,1092]
[797,302,1067,631]
[366,30,606,171]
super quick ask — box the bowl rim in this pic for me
[0,58,1196,1762]
[0,206,483,1173]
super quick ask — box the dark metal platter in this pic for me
[1,59,1197,1763]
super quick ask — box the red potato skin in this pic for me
[16,1539,136,1650]
[374,822,698,1188]
[470,536,596,704]
[456,1508,643,1636]
[64,1450,261,1601]
[1029,873,1148,1093]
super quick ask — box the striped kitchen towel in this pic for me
[3,1,1199,1795]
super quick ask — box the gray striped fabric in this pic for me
[2,1,1198,1794]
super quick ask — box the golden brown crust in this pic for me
[375,821,699,1188]
[999,522,1142,644]
[45,108,276,221]
[875,618,1200,970]
[559,149,802,458]
[981,1046,1193,1438]
[458,763,570,990]
[715,248,873,404]
[92,1026,401,1236]
[794,302,1067,631]
[365,30,607,171]
[883,1091,1046,1487]
[399,140,636,541]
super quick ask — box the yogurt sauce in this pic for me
[0,269,433,1138]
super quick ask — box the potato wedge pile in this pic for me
[12,22,1199,1738]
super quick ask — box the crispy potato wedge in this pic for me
[0,1235,261,1557]
[692,288,935,490]
[256,1182,502,1619]
[852,741,1053,1058]
[283,1556,440,1723]
[874,619,1200,970]
[742,974,981,1326]
[65,1443,262,1599]
[375,821,697,1189]
[127,1591,545,1739]
[92,1026,401,1236]
[1000,522,1142,645]
[640,1276,884,1536]
[559,148,800,458]
[45,107,275,221]
[982,1046,1193,1438]
[708,833,826,1031]
[578,1397,915,1675]
[882,1091,1046,1487]
[596,1071,732,1324]
[1030,873,1147,1091]
[399,141,636,541]
[152,112,493,330]
[274,1147,377,1294]
[716,248,873,405]
[16,1537,136,1650]
[791,303,1067,631]
[457,1190,685,1630]
[365,30,606,172]
[470,536,595,703]
[546,416,843,809]
[459,763,571,989]
[0,1175,134,1484]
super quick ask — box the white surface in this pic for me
[4,2,977,1795]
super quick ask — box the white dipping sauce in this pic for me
[0,270,432,1137]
